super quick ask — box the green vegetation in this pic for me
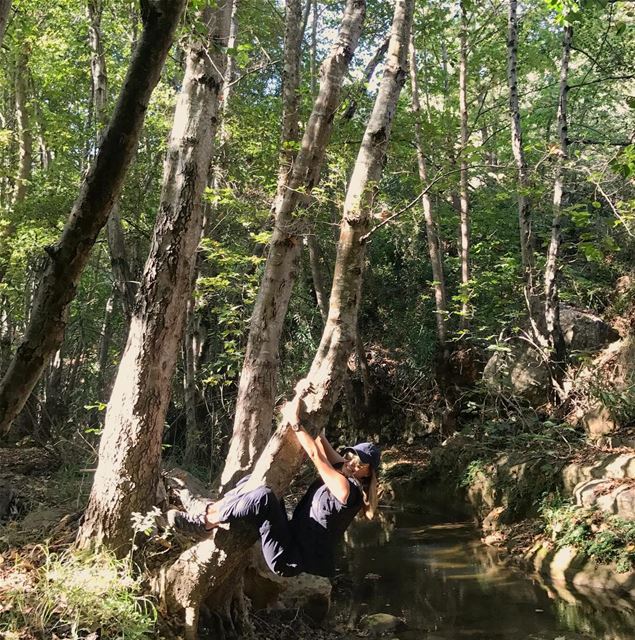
[540,496,635,572]
[0,548,157,639]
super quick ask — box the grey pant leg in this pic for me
[217,485,303,577]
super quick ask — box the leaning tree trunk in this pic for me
[0,0,186,437]
[0,0,11,49]
[77,1,232,555]
[507,0,541,336]
[544,24,572,401]
[159,2,413,636]
[409,32,448,360]
[458,0,470,330]
[219,0,366,492]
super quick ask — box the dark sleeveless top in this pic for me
[290,472,363,577]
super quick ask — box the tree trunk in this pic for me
[88,0,137,321]
[409,33,448,357]
[0,49,31,285]
[507,0,540,334]
[159,3,413,635]
[219,0,366,492]
[0,0,11,49]
[544,24,572,400]
[306,233,328,322]
[0,0,186,437]
[77,1,232,555]
[96,286,115,394]
[458,0,470,330]
[274,0,304,200]
[183,290,204,467]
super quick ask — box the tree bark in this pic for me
[0,0,187,436]
[183,290,204,467]
[0,49,31,285]
[77,1,232,554]
[544,24,572,400]
[219,0,366,492]
[274,0,304,201]
[96,286,115,393]
[159,3,413,635]
[88,0,137,321]
[458,0,470,330]
[409,33,448,356]
[306,233,328,322]
[0,0,12,52]
[507,0,540,334]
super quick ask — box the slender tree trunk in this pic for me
[96,286,115,393]
[544,24,572,400]
[0,0,11,49]
[219,0,366,492]
[306,233,328,322]
[160,4,413,635]
[409,33,448,357]
[0,0,187,437]
[458,0,470,330]
[219,0,239,133]
[310,0,318,98]
[77,2,232,554]
[274,0,304,201]
[88,0,136,321]
[507,0,540,333]
[0,50,31,285]
[183,289,204,467]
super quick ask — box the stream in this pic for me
[333,506,635,640]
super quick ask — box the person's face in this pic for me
[342,455,371,479]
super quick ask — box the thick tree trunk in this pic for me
[159,3,413,636]
[219,0,366,492]
[458,0,470,330]
[0,0,186,437]
[77,2,232,554]
[409,33,448,356]
[544,24,572,400]
[507,0,541,334]
[0,0,11,49]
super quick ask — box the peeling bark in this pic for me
[159,3,413,636]
[77,1,232,554]
[220,0,367,492]
[0,0,186,437]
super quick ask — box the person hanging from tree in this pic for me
[168,394,380,577]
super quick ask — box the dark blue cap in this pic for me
[341,442,381,472]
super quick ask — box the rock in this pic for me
[278,572,332,623]
[482,305,620,404]
[482,506,507,534]
[483,340,549,405]
[563,453,635,493]
[559,305,620,353]
[0,483,16,519]
[20,507,67,532]
[574,478,635,519]
[361,612,406,637]
[581,404,617,439]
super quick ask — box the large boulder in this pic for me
[278,573,332,622]
[483,305,620,404]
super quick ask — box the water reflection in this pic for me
[334,508,635,640]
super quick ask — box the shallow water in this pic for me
[334,507,635,640]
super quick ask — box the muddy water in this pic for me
[334,508,635,640]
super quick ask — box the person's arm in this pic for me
[294,428,350,503]
[318,432,346,466]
